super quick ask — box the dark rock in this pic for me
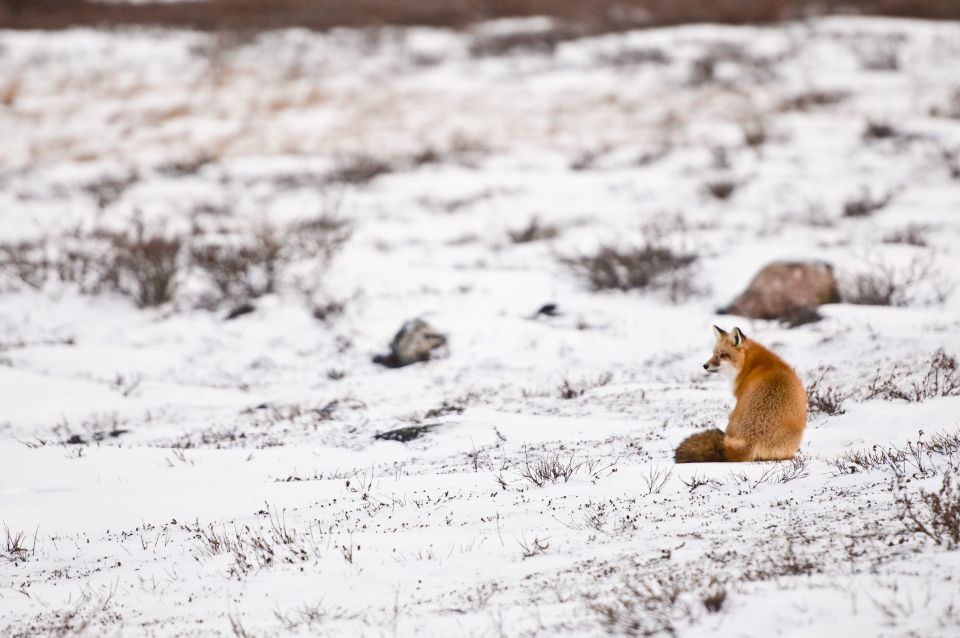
[225,302,256,320]
[374,424,440,443]
[720,261,839,320]
[534,303,559,318]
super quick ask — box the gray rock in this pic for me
[373,318,447,368]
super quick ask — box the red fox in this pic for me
[675,326,806,463]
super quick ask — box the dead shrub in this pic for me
[518,535,550,559]
[1,214,348,311]
[843,187,894,217]
[863,120,900,142]
[705,179,737,201]
[327,154,394,185]
[701,585,727,613]
[882,225,927,247]
[508,217,560,243]
[3,525,37,562]
[930,87,960,120]
[897,473,960,549]
[840,256,951,307]
[0,222,182,308]
[587,572,691,637]
[827,428,960,477]
[85,172,139,209]
[0,239,52,290]
[191,242,266,302]
[518,448,583,487]
[805,367,849,416]
[778,89,848,111]
[7,587,120,638]
[311,298,347,322]
[557,372,613,399]
[193,216,349,306]
[514,448,616,488]
[743,538,820,580]
[742,121,767,149]
[863,351,960,403]
[941,148,960,180]
[562,241,697,301]
[97,223,184,308]
[688,43,776,86]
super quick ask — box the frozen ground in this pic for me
[2,15,960,637]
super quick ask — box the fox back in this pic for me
[678,326,806,462]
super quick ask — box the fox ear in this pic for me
[712,325,727,340]
[731,327,746,346]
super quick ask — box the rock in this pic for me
[533,303,559,318]
[373,318,447,368]
[225,302,256,320]
[721,261,839,320]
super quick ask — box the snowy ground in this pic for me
[2,15,960,637]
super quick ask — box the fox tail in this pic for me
[674,428,727,463]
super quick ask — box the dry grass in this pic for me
[806,366,849,416]
[843,187,895,218]
[840,256,951,307]
[863,351,960,403]
[507,218,560,244]
[897,473,960,549]
[0,215,349,310]
[561,242,697,301]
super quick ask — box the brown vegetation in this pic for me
[3,1,959,32]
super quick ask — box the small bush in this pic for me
[688,43,775,87]
[514,448,615,488]
[930,87,960,120]
[85,173,139,209]
[518,449,582,487]
[705,179,737,201]
[587,573,689,636]
[99,226,183,308]
[1,215,349,311]
[843,188,894,217]
[863,120,900,141]
[507,217,559,244]
[806,367,848,416]
[557,372,613,399]
[863,351,960,403]
[778,89,848,111]
[562,242,697,301]
[701,586,727,613]
[840,256,950,307]
[897,473,960,549]
[883,225,927,247]
[742,122,768,149]
[327,154,393,185]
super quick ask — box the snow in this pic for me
[2,15,960,637]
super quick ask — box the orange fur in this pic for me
[675,326,807,463]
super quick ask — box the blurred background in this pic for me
[3,0,960,30]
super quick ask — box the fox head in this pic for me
[703,325,746,374]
